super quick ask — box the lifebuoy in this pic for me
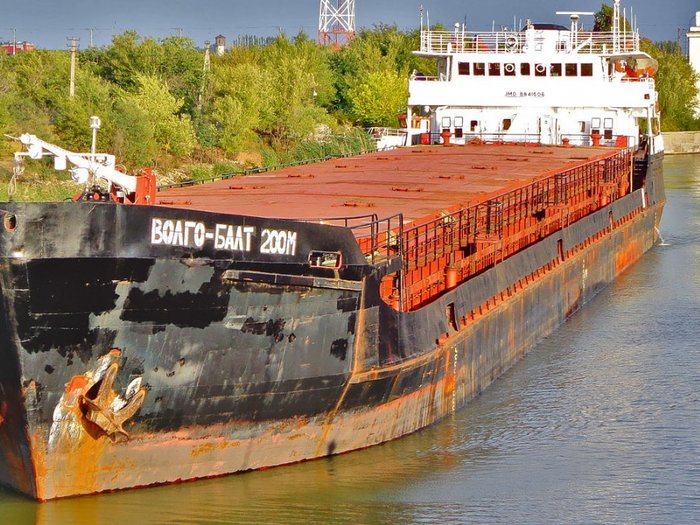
[504,63,515,74]
[535,63,545,74]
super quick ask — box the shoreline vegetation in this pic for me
[0,4,697,202]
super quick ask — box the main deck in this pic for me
[157,143,619,230]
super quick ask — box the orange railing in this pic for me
[353,148,633,311]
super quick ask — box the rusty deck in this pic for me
[157,144,619,229]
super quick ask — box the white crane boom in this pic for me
[16,133,138,194]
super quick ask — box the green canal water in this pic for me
[1,155,699,524]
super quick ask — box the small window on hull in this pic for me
[474,63,486,76]
[458,62,470,75]
[581,63,593,77]
[550,63,562,77]
[502,119,512,131]
[521,63,531,76]
[309,251,342,269]
[565,63,577,76]
[489,63,501,76]
[470,120,478,132]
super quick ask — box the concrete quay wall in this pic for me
[663,131,700,154]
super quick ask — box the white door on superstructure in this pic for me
[539,116,554,145]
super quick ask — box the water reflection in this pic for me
[2,155,700,524]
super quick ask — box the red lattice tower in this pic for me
[318,0,356,47]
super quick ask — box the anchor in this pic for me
[78,362,146,440]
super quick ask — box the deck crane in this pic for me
[8,116,156,204]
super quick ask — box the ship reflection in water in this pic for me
[1,155,699,523]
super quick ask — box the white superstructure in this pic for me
[405,0,663,155]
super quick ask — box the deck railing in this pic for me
[420,29,640,55]
[353,148,633,310]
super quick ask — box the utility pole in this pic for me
[11,28,16,55]
[89,28,94,49]
[197,41,211,111]
[68,37,79,98]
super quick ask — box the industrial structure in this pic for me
[318,0,356,47]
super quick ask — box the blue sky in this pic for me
[1,0,696,50]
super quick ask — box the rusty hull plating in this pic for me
[0,143,664,500]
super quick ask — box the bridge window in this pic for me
[550,63,562,77]
[489,63,501,76]
[535,63,546,77]
[441,117,452,129]
[521,63,531,76]
[458,62,470,75]
[504,63,516,76]
[474,63,486,76]
[581,63,593,77]
[565,63,577,76]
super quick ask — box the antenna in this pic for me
[318,0,356,47]
[556,12,594,34]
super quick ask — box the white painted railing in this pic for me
[420,30,640,55]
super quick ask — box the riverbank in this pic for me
[662,131,700,154]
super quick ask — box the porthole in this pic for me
[3,213,17,233]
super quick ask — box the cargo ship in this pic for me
[0,0,664,500]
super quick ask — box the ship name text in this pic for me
[150,218,297,255]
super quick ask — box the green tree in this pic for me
[211,62,272,155]
[122,74,197,157]
[261,34,333,147]
[52,69,114,152]
[93,32,203,114]
[332,25,430,125]
[110,99,156,166]
[642,40,700,131]
[346,69,407,126]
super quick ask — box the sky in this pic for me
[1,0,697,50]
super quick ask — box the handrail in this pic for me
[419,29,640,55]
[352,148,634,310]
